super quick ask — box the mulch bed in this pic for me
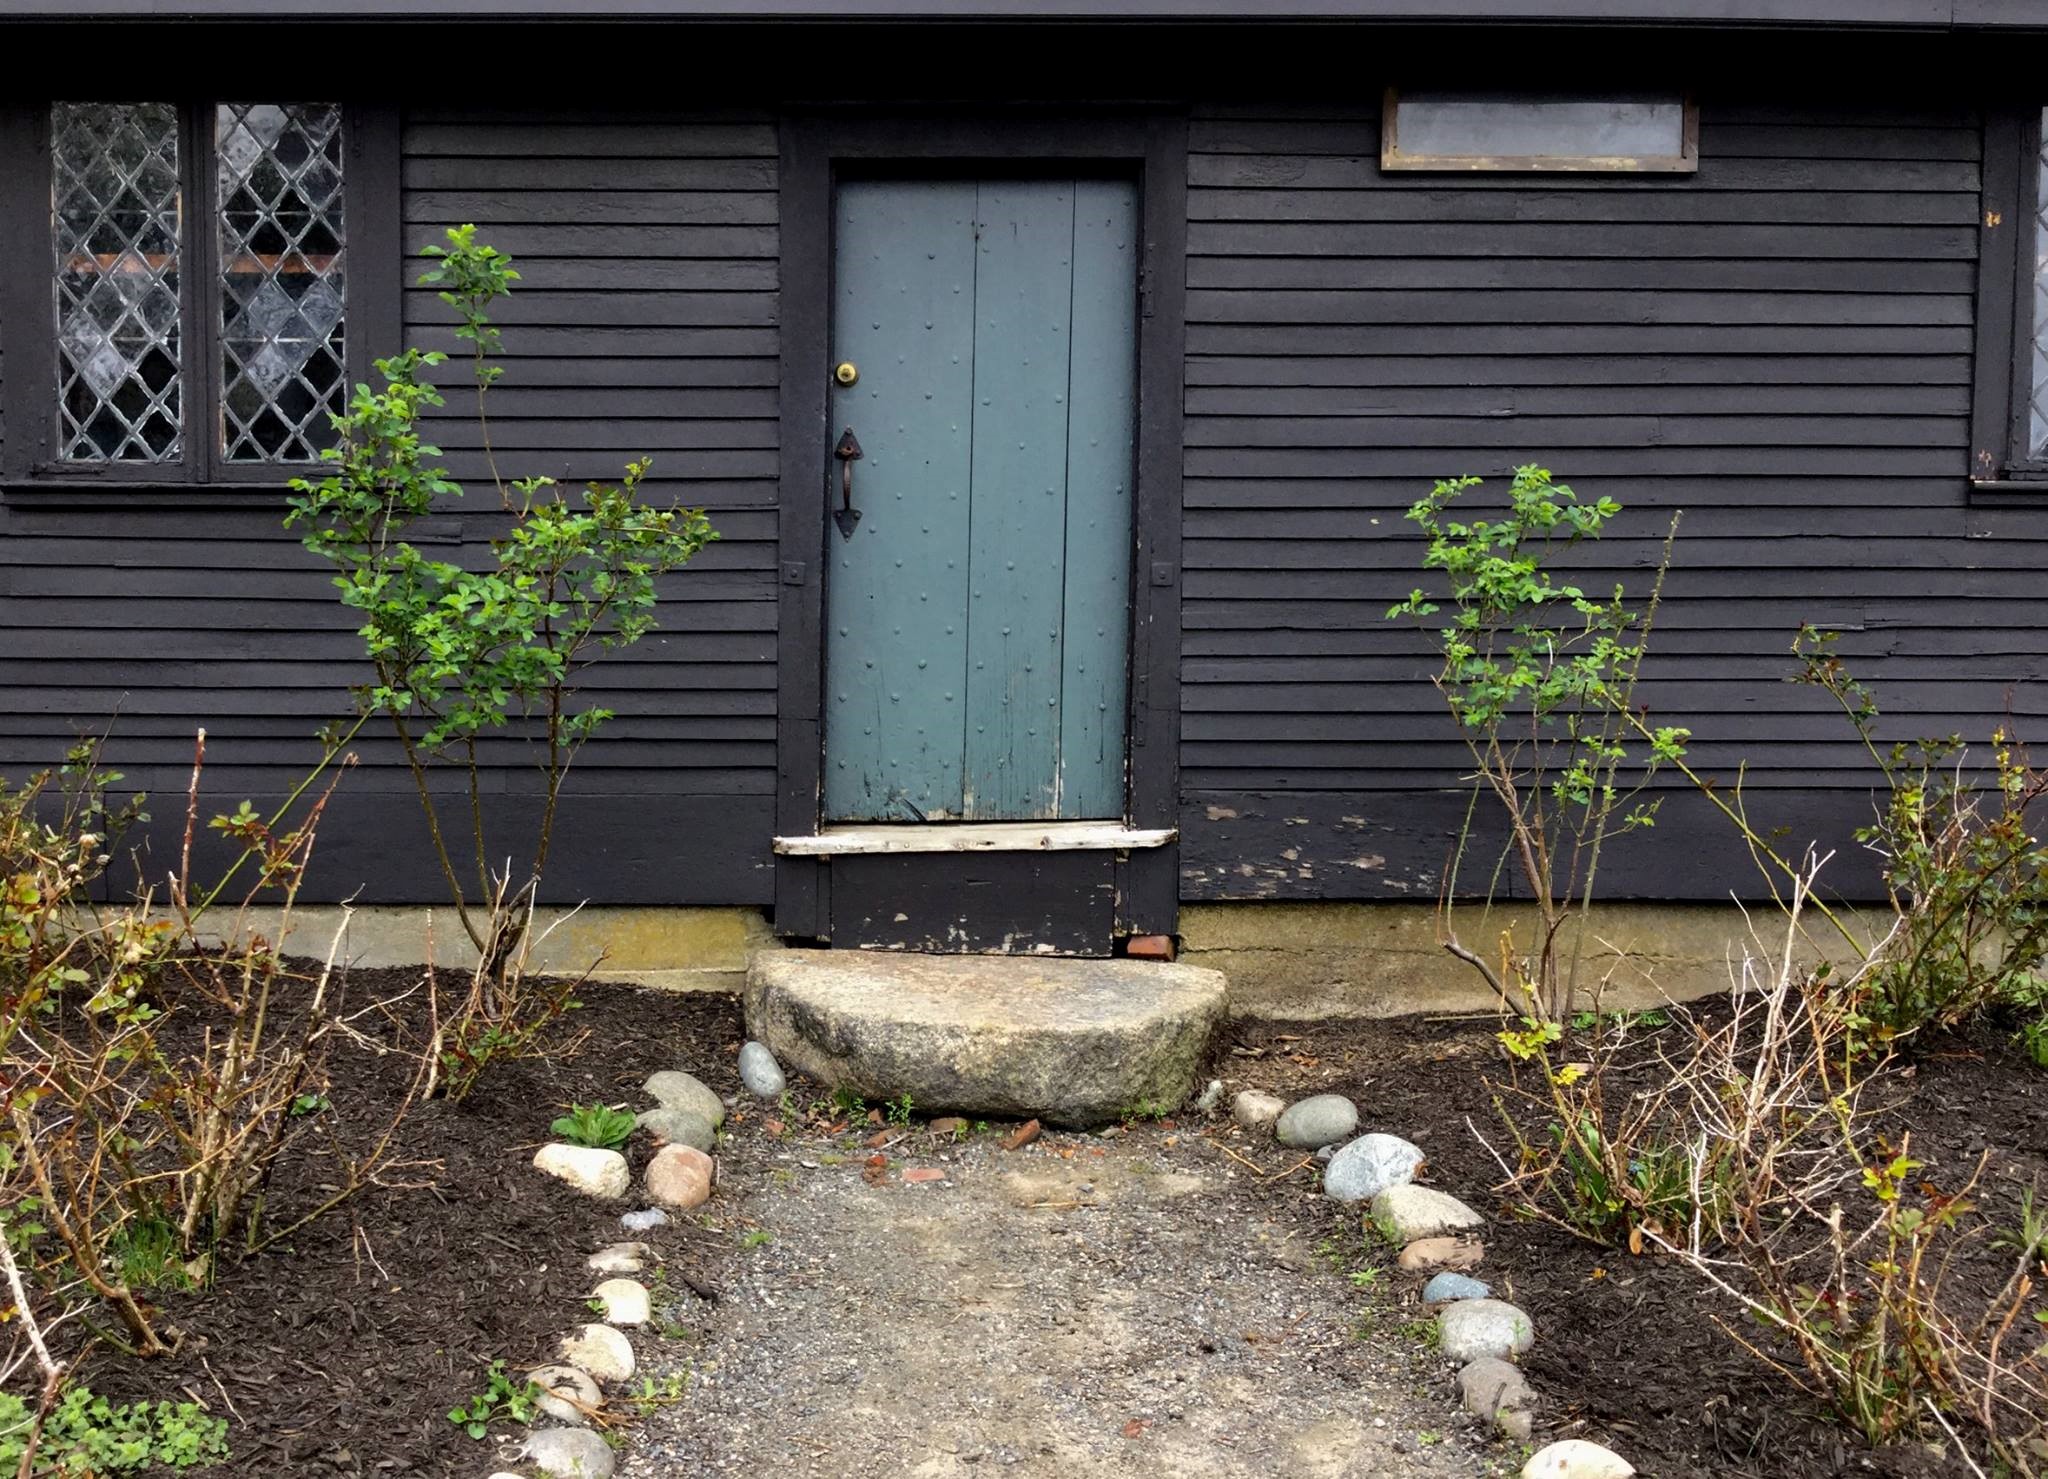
[71,967,743,1478]
[1223,1007,2048,1479]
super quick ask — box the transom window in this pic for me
[50,100,347,467]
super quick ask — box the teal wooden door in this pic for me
[824,178,1138,822]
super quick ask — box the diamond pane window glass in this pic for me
[52,102,183,462]
[217,102,346,462]
[2032,106,2048,457]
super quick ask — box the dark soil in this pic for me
[1222,1009,2048,1479]
[70,967,742,1479]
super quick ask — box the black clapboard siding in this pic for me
[0,109,780,907]
[1181,99,2000,903]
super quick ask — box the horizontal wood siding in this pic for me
[0,110,780,904]
[1180,101,1993,902]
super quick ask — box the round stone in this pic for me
[1522,1439,1635,1479]
[636,1106,715,1152]
[525,1426,617,1479]
[739,1040,787,1099]
[1372,1183,1484,1242]
[1193,1079,1225,1115]
[643,1069,726,1128]
[586,1241,652,1276]
[1397,1235,1484,1272]
[1438,1297,1535,1363]
[1275,1094,1359,1149]
[620,1207,670,1233]
[1423,1271,1492,1304]
[592,1277,650,1326]
[1322,1132,1425,1202]
[526,1363,601,1424]
[558,1322,635,1383]
[1232,1090,1284,1133]
[1458,1356,1535,1441]
[531,1142,630,1201]
[646,1143,715,1210]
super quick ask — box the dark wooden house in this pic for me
[3,2,2047,960]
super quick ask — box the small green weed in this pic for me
[447,1360,542,1439]
[549,1102,636,1150]
[740,1229,772,1248]
[624,1372,689,1416]
[1397,1317,1442,1349]
[287,1092,331,1117]
[0,1386,229,1473]
[1348,1267,1381,1289]
[1993,1184,2048,1264]
[110,1213,197,1293]
[887,1092,916,1126]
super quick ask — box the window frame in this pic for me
[1971,106,2048,488]
[0,97,399,491]
[1380,87,1699,174]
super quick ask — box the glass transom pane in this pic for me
[2032,106,2048,458]
[217,102,346,463]
[52,102,183,462]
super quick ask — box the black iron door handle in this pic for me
[833,428,863,539]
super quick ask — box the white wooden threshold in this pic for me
[773,821,1177,857]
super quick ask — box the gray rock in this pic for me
[524,1426,616,1479]
[1423,1271,1492,1304]
[1322,1132,1425,1202]
[586,1241,651,1276]
[531,1143,630,1201]
[1232,1090,1285,1133]
[527,1363,601,1425]
[1194,1078,1225,1115]
[619,1207,669,1233]
[1458,1356,1534,1441]
[739,1040,787,1099]
[745,951,1226,1127]
[1315,1142,1337,1163]
[1372,1184,1485,1242]
[635,1106,715,1152]
[1275,1094,1360,1149]
[642,1070,725,1128]
[1521,1440,1635,1479]
[1438,1297,1535,1363]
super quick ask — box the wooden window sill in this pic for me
[774,822,1176,857]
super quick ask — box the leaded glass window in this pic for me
[217,103,345,462]
[52,102,183,462]
[2032,106,2048,458]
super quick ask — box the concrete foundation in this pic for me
[230,904,773,993]
[1179,900,1885,1020]
[231,899,1881,1022]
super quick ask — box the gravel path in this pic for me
[624,1116,1512,1478]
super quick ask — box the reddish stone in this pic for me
[929,1117,966,1135]
[645,1144,714,1210]
[1397,1236,1485,1272]
[1124,934,1176,960]
[902,1168,946,1184]
[1002,1119,1042,1151]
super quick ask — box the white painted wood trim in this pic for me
[773,822,1177,857]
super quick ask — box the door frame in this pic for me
[773,109,1188,941]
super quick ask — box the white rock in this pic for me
[1194,1079,1225,1115]
[592,1277,650,1326]
[558,1322,636,1383]
[1522,1439,1635,1479]
[586,1241,651,1276]
[532,1142,630,1201]
[525,1426,616,1479]
[1438,1298,1536,1363]
[1372,1183,1485,1242]
[526,1362,601,1424]
[738,1040,787,1099]
[1232,1090,1285,1133]
[1322,1132,1425,1202]
[620,1207,669,1233]
[643,1070,725,1127]
[488,1472,529,1479]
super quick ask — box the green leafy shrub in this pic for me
[1796,626,2048,1057]
[550,1102,635,1150]
[0,1385,228,1474]
[1387,465,1688,1024]
[287,225,717,1100]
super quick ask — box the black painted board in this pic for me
[828,852,1118,956]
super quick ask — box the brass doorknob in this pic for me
[834,361,859,387]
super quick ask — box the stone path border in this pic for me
[1234,1087,1639,1479]
[509,1044,778,1478]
